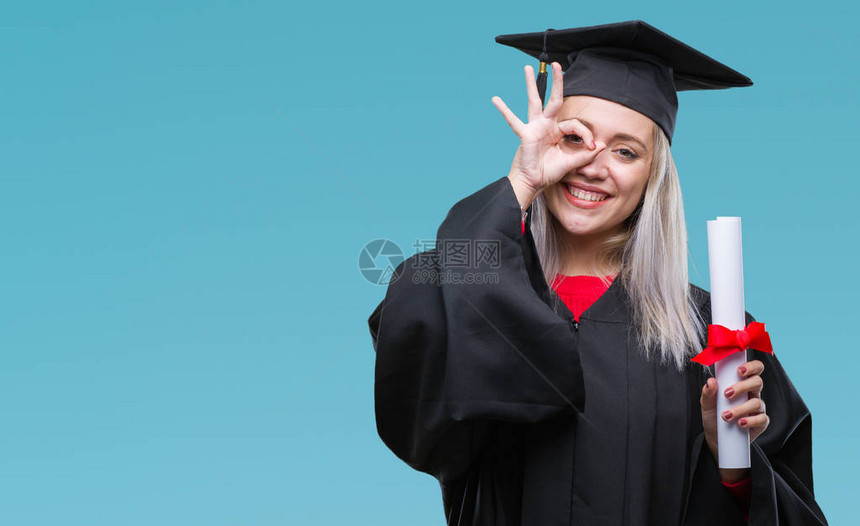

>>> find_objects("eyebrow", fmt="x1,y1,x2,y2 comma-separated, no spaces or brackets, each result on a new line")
559,117,650,154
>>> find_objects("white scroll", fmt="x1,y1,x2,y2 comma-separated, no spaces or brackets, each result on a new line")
707,216,751,469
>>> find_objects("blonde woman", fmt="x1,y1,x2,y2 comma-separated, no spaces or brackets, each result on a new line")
368,21,827,526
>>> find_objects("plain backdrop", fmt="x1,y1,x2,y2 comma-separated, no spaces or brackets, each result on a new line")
1,1,856,524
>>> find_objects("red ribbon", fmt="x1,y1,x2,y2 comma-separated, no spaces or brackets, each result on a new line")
691,322,773,366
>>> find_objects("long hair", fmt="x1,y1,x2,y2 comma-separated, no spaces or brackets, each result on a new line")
529,123,704,371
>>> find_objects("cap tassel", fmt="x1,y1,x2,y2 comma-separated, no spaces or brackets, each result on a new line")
536,28,553,106
536,61,548,105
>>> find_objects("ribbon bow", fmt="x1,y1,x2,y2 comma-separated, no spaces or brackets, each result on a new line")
691,321,773,366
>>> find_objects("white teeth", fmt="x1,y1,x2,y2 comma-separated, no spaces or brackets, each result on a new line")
566,185,608,202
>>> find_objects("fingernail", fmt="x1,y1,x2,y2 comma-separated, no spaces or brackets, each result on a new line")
591,140,596,149
724,387,735,398
739,418,748,427
738,366,747,375
722,410,733,421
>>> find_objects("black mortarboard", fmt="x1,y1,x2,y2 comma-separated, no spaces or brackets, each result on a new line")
495,20,752,142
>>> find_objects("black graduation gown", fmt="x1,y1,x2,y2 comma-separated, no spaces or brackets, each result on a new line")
367,175,828,526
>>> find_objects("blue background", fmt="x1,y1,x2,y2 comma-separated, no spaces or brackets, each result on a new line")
1,1,855,524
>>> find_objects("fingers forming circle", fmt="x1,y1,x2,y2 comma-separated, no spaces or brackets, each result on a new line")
557,118,595,149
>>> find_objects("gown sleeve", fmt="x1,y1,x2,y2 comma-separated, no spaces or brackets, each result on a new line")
368,176,585,483
684,293,829,525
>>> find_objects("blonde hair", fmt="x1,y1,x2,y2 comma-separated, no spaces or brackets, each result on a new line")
529,124,704,371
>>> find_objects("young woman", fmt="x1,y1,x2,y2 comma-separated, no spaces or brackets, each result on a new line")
368,21,828,526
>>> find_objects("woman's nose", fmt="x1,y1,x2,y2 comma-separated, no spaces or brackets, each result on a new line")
576,149,609,180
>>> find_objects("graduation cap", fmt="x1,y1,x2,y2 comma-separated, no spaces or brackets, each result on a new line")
495,20,752,142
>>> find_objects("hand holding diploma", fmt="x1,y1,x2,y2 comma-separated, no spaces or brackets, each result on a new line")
700,359,770,482
695,217,772,482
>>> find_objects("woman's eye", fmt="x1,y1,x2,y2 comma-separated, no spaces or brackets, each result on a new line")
563,134,583,144
616,148,639,160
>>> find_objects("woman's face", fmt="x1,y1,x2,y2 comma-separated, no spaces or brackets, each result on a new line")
545,95,655,242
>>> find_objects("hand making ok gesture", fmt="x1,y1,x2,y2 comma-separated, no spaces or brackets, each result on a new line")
492,61,607,208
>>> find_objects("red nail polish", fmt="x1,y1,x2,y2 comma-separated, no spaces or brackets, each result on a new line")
739,366,747,375
725,388,734,398
739,418,748,427
722,410,732,421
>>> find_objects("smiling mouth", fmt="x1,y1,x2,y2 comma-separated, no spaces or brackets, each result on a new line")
565,184,609,202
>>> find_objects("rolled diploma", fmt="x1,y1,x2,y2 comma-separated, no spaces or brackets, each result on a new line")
707,216,751,469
